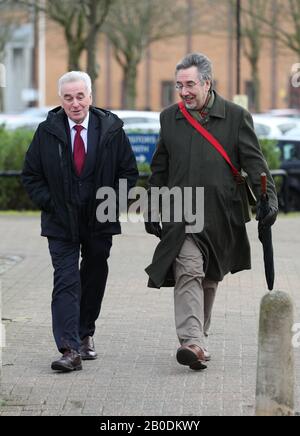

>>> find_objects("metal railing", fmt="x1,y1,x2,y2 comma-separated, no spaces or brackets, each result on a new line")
0,170,21,177
270,169,290,213
0,169,298,212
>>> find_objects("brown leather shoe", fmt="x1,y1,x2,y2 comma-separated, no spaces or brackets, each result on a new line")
80,336,97,360
203,348,211,361
51,350,82,372
176,344,207,370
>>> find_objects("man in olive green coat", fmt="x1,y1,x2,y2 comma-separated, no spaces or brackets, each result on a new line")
145,53,278,371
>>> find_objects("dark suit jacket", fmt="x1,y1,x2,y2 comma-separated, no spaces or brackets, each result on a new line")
22,106,139,242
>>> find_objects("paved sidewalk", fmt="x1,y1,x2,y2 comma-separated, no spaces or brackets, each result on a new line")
0,214,299,416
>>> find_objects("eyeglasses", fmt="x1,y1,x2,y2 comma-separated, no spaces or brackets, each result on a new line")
175,81,201,91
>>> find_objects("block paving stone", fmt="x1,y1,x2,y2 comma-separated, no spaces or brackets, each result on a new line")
0,214,299,416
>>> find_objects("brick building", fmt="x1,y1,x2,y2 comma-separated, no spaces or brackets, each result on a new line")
2,3,300,113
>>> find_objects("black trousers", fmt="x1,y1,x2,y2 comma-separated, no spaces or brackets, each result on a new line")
48,219,112,353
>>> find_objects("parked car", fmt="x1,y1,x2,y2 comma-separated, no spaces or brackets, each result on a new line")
112,110,160,128
252,114,300,139
275,126,300,211
264,108,300,118
0,107,161,131
0,113,26,130
123,121,160,133
20,106,54,119
0,106,54,130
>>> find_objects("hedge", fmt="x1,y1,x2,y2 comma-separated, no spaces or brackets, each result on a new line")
0,127,281,210
0,126,36,210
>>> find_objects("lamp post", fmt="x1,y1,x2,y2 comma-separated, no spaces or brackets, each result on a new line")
234,0,248,109
236,0,241,95
186,0,193,53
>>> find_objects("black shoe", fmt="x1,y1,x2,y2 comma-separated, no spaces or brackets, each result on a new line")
51,349,82,372
80,336,97,360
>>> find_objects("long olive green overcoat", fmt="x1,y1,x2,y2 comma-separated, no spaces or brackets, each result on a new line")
145,92,278,288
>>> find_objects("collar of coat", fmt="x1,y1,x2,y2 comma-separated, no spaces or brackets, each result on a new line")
42,105,124,144
175,91,226,120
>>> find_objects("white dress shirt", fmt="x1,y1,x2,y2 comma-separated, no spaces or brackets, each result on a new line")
68,112,90,153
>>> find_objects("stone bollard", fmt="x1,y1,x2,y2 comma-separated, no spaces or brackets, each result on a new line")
0,280,4,383
255,291,294,416
0,280,2,380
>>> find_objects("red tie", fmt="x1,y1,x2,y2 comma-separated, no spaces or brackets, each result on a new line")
73,125,86,176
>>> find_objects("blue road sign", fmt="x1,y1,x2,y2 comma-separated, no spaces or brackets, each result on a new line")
127,133,158,164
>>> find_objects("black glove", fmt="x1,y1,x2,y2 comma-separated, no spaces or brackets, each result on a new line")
256,204,278,227
145,221,162,239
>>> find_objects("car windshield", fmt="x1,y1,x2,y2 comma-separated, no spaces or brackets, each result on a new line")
279,141,300,161
277,123,299,134
254,123,271,137
21,107,54,117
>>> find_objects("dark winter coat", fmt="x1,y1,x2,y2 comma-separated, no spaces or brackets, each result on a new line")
145,92,278,288
22,106,138,241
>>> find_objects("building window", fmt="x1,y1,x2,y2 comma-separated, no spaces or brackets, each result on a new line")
161,81,174,108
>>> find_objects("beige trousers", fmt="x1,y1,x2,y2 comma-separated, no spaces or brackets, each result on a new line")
173,235,218,348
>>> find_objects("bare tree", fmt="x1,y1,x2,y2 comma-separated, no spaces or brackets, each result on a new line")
1,0,86,69
240,0,270,112
269,0,300,56
45,1,86,71
48,0,113,101
104,0,228,109
44,0,112,100
3,0,113,100
0,1,20,110
83,0,112,97
103,0,192,109
242,0,300,57
240,0,300,108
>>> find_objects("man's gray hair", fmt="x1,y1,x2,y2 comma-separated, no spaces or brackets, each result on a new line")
175,53,213,84
58,71,92,96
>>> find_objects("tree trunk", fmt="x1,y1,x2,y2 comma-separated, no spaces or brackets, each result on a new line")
0,87,4,112
0,56,4,111
251,59,260,113
66,36,82,71
86,0,99,103
63,10,86,72
122,61,138,109
86,31,98,103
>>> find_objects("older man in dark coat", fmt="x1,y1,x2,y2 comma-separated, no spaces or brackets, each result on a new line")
22,71,138,372
145,53,277,371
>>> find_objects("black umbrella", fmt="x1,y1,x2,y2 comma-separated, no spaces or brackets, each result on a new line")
257,173,275,291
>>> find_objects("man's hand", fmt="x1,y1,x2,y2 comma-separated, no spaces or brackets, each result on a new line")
145,221,162,239
256,204,278,227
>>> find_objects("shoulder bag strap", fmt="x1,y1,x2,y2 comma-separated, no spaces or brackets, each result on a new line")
178,101,241,180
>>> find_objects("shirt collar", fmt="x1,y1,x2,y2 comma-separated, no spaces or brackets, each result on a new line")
68,111,90,131
176,91,226,120
190,91,215,121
